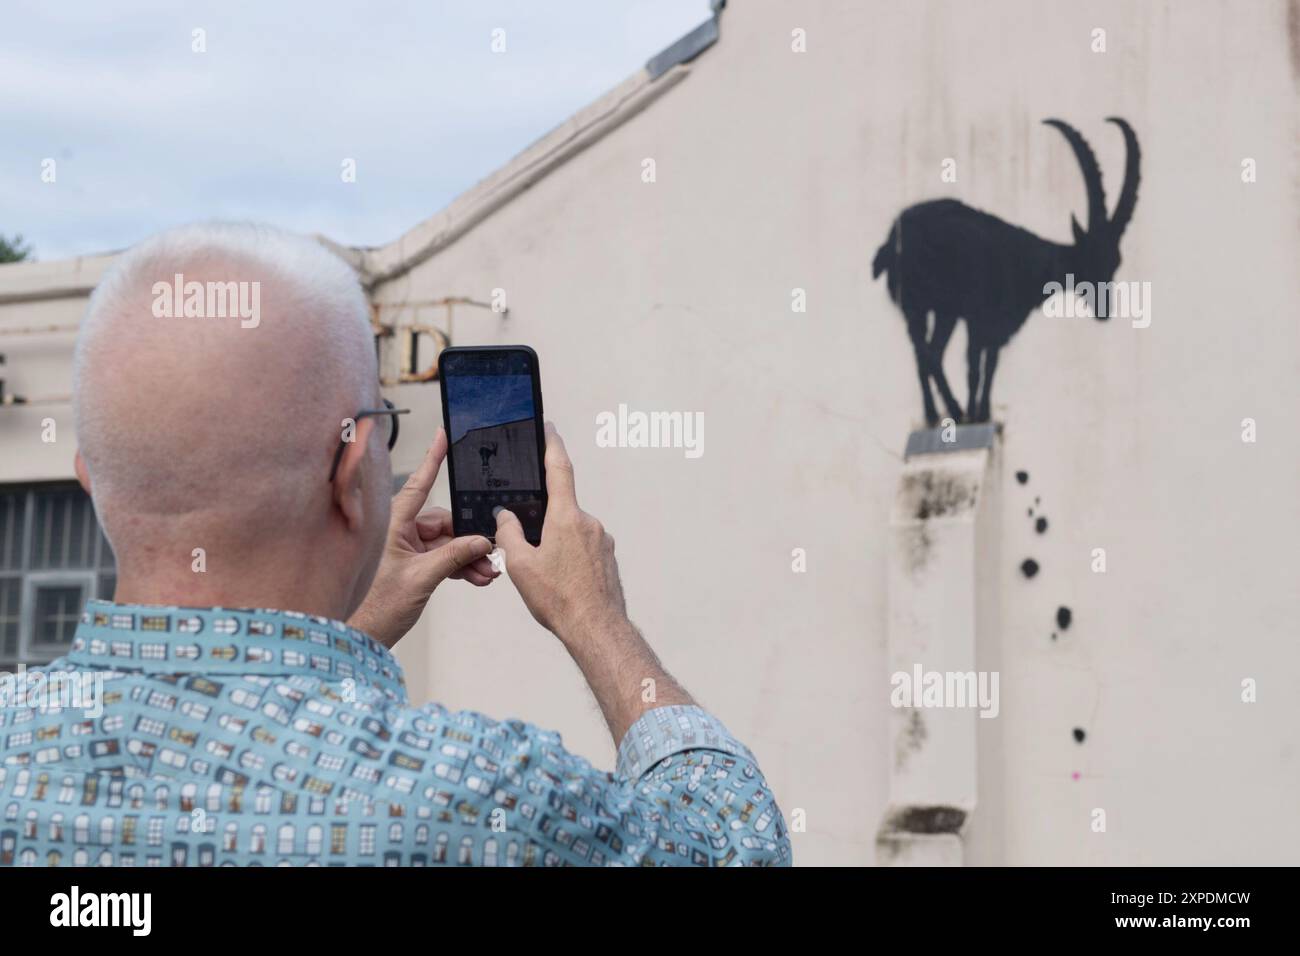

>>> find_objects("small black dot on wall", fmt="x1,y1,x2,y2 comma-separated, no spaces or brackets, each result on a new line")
1015,471,1029,484
1020,558,1040,578
1035,516,1048,534
1057,606,1072,630
1072,728,1086,744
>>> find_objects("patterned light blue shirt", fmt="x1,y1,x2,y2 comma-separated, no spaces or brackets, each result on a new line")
0,601,790,866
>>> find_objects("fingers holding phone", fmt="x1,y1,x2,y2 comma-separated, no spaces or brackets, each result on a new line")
539,421,577,512
493,423,627,643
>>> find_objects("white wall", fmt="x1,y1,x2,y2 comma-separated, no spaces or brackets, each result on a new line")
373,0,1300,865
1,0,1296,865
0,256,112,481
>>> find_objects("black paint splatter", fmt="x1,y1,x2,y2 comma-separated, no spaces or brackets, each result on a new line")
1057,606,1072,630
1035,516,1048,534
1027,508,1034,517
1034,496,1041,506
1020,558,1040,578
1072,727,1086,744
1015,471,1029,484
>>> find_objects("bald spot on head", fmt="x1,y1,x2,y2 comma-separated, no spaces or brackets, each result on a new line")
74,223,379,558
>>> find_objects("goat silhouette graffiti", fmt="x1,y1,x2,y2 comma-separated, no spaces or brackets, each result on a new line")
873,117,1140,425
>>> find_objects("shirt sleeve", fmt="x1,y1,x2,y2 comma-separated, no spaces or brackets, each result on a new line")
507,704,791,866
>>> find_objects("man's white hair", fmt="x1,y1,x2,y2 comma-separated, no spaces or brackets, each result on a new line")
74,222,379,553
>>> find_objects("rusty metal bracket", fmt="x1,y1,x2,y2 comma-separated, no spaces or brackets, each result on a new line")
397,322,450,383
372,296,505,385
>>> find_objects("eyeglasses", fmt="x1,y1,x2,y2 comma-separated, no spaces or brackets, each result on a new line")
329,398,410,482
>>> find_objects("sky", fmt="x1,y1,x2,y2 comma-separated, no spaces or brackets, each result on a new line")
0,0,710,261
446,374,536,443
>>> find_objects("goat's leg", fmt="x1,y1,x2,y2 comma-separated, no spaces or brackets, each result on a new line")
928,312,964,423
910,343,939,427
905,310,939,426
977,347,1000,421
965,334,984,424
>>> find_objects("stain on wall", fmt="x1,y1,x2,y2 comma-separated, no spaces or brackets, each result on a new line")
894,707,928,772
900,470,978,520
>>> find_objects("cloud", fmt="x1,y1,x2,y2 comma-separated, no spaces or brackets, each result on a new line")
0,0,709,260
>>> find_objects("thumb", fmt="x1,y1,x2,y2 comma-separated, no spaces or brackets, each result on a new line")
493,505,529,559
420,534,493,590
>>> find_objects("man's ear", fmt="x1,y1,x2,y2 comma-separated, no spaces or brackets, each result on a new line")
331,417,377,532
74,450,92,494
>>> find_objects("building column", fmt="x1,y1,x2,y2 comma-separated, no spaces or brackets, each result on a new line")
876,424,1003,865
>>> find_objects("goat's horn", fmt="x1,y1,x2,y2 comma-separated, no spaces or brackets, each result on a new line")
1105,117,1141,240
1042,119,1107,235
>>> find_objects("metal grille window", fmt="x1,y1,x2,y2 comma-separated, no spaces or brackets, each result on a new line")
0,483,116,669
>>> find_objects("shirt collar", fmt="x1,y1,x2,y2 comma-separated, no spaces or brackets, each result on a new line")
66,599,407,704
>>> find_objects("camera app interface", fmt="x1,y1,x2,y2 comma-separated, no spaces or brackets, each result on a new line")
444,352,544,539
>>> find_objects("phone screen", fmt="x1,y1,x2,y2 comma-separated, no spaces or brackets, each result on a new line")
438,346,547,544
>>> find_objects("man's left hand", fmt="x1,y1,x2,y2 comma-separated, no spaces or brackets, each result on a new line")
349,428,497,648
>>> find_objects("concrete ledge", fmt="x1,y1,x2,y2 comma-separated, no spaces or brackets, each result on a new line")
903,423,998,459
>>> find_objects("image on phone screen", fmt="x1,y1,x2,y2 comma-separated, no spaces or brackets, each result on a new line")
439,347,547,544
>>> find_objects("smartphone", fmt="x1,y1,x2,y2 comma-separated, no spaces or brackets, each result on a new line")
438,345,547,544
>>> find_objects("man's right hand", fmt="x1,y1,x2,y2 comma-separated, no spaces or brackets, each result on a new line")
492,422,627,643
492,421,694,744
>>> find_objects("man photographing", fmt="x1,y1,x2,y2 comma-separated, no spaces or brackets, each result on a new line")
0,223,789,867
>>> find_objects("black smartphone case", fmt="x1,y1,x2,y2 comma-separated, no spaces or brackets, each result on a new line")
437,345,547,545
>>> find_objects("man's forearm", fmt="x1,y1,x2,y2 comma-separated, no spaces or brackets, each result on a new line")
559,612,695,744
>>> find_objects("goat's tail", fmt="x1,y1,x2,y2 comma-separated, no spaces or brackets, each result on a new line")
871,233,894,279
872,220,901,302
